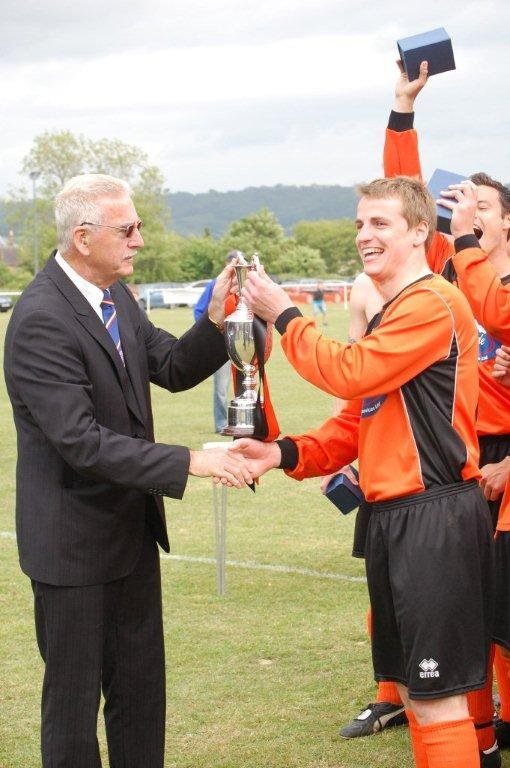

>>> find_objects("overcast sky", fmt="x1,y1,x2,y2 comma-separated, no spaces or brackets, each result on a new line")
2,0,509,197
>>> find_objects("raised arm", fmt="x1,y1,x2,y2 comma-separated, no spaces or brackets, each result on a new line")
383,60,428,180
383,60,452,274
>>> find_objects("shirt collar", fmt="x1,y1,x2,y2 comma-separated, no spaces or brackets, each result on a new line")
55,251,104,319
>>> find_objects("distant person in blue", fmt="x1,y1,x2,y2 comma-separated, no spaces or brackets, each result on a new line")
312,281,327,326
194,250,239,432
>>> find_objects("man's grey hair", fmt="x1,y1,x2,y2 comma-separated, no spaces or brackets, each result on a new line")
55,173,133,253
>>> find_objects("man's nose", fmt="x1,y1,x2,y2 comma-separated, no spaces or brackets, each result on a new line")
130,229,144,248
356,225,369,242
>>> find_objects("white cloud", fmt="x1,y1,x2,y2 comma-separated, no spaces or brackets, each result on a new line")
2,33,386,109
1,1,510,198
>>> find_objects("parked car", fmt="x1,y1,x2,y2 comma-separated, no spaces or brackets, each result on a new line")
0,295,13,312
138,281,210,310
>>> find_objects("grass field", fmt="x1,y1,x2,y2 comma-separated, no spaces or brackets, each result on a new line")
0,305,504,768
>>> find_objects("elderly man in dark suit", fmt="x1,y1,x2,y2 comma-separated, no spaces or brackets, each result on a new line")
3,173,252,768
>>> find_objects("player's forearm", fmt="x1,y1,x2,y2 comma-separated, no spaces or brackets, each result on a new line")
453,237,510,344
279,410,359,481
276,308,454,402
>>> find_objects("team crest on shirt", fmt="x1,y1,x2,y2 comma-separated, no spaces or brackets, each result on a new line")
361,395,387,419
477,321,502,363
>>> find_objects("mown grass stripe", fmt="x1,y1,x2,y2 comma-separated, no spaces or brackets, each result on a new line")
162,553,366,582
1,531,366,583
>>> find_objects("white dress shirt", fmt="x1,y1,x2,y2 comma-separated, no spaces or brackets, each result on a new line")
55,251,104,320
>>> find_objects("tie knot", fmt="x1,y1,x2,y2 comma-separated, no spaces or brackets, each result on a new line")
102,289,114,306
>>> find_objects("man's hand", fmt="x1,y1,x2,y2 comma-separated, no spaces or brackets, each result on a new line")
242,268,293,323
208,261,238,327
480,457,510,502
227,438,281,479
394,60,428,113
319,464,358,494
436,180,479,240
493,345,510,386
189,447,253,488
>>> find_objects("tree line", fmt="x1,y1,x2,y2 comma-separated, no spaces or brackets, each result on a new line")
1,131,360,289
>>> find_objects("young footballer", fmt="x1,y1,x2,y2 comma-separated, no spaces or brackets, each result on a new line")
230,176,494,768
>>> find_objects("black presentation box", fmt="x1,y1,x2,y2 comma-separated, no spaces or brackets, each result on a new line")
397,27,455,81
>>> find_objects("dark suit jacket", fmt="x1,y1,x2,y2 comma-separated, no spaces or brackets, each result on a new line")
4,256,228,586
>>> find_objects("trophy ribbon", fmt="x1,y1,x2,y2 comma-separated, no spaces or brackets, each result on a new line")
232,314,279,441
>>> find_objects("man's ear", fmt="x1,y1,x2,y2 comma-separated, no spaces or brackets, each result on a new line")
73,226,89,255
413,220,429,247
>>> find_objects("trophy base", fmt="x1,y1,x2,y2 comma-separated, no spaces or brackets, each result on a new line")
220,424,255,437
221,399,256,437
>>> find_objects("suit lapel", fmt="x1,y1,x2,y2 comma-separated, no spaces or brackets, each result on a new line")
44,258,145,426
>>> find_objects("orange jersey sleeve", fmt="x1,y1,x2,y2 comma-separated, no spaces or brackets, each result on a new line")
453,240,510,345
384,127,422,180
283,398,360,481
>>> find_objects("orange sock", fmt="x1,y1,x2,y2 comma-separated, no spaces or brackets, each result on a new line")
406,710,429,768
467,644,495,751
420,718,479,768
376,680,403,706
495,644,510,722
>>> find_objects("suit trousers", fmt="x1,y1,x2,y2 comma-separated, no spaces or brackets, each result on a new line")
32,524,165,768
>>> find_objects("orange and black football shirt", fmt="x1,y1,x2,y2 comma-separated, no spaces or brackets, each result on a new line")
276,274,480,503
452,238,510,531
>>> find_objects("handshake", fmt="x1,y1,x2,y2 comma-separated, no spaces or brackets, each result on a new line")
189,440,280,489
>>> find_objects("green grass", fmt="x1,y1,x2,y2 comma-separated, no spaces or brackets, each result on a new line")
0,306,502,768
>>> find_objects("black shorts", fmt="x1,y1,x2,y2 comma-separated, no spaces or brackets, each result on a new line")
365,481,494,700
479,433,510,530
493,531,510,650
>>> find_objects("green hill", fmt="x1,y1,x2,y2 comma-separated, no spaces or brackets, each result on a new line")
166,184,358,236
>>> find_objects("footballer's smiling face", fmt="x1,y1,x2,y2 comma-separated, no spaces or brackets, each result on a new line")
473,185,510,256
355,195,427,283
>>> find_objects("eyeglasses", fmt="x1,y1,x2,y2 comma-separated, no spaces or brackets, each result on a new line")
80,220,143,238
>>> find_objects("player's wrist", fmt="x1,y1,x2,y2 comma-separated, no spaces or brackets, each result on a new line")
393,96,415,113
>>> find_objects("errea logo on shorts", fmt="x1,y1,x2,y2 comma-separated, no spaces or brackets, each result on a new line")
419,659,440,678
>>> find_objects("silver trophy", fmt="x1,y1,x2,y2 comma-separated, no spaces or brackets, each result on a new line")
221,253,268,436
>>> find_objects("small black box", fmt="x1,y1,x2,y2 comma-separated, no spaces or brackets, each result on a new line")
325,466,364,515
397,27,455,82
427,168,468,234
